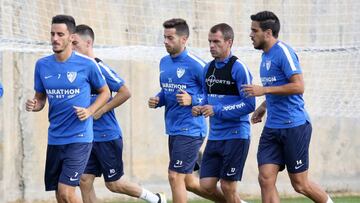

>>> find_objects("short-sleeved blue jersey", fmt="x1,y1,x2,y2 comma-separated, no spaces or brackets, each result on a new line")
91,58,123,142
34,51,106,145
260,41,310,128
156,49,207,137
203,54,255,140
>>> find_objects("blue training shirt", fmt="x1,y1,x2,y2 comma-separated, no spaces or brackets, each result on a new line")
203,54,255,140
260,41,310,128
156,48,207,137
34,51,106,145
92,58,123,142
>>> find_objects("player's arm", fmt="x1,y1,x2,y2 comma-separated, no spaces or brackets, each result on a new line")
74,85,110,121
26,92,47,112
251,100,266,124
94,85,131,120
242,73,304,96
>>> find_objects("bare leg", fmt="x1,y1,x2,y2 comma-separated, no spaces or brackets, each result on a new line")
258,164,280,203
80,174,97,203
105,178,142,198
289,170,329,203
56,183,82,203
168,170,187,203
186,174,225,203
220,179,241,203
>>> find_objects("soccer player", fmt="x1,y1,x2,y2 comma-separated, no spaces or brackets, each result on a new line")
243,11,334,203
25,15,110,203
148,18,225,203
192,23,255,203
72,24,166,203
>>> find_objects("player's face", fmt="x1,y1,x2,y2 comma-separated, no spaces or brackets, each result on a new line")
208,31,232,60
250,21,266,50
51,23,73,54
72,34,88,55
163,28,186,56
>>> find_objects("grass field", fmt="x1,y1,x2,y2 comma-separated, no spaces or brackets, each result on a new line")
106,196,360,203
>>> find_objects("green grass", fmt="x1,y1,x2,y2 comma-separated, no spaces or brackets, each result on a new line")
106,195,360,203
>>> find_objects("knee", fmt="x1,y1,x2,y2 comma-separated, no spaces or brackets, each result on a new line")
199,181,216,194
105,181,121,193
56,190,72,202
291,181,309,195
258,173,275,188
168,172,179,185
219,180,234,193
185,179,197,192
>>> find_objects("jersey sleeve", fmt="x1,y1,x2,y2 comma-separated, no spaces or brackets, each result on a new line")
34,60,46,94
88,60,107,90
278,43,302,79
213,61,255,119
97,62,124,92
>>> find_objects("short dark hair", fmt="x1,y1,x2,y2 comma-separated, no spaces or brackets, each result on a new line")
250,11,280,38
210,23,234,41
51,14,76,33
75,24,95,42
163,18,189,37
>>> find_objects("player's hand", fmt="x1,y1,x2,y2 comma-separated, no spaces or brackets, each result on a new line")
176,89,192,106
242,84,266,97
251,105,266,124
25,98,37,112
73,106,92,121
93,108,106,120
148,97,159,108
192,106,203,117
201,105,214,118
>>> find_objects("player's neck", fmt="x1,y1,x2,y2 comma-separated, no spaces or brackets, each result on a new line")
55,47,72,62
263,38,278,53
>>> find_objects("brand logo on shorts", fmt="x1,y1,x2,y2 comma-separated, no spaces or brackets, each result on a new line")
70,172,79,181
177,67,185,78
108,169,117,178
173,160,183,168
226,168,236,176
294,160,304,170
67,71,77,83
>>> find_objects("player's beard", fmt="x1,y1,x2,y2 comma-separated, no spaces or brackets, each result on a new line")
52,40,70,54
253,39,266,50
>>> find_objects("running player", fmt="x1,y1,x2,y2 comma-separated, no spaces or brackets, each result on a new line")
72,24,166,203
148,18,225,203
192,23,255,203
243,10,334,203
25,15,110,203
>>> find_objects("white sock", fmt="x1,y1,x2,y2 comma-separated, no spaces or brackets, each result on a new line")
139,188,159,203
241,200,248,203
326,195,334,203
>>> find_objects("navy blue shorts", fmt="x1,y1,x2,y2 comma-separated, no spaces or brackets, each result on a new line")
257,121,312,173
168,135,204,174
45,143,92,191
84,138,124,182
200,139,250,181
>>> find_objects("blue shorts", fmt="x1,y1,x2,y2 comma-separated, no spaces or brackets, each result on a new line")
168,135,204,174
45,143,92,191
257,121,312,173
84,138,124,182
200,139,250,181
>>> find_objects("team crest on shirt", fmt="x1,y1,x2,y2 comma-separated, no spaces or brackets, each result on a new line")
67,71,77,83
265,60,271,71
177,67,185,78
